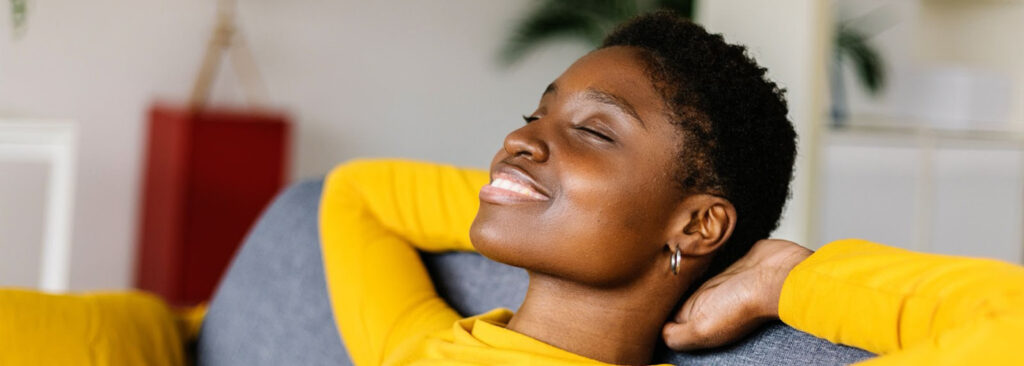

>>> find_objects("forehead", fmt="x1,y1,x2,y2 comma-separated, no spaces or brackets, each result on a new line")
552,46,671,123
562,46,651,84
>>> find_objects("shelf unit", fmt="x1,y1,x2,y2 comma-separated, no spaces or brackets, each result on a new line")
821,120,1024,263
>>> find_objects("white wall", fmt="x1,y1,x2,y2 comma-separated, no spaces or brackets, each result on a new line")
0,0,587,290
0,159,48,287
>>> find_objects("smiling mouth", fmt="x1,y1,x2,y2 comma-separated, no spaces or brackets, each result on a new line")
480,172,550,204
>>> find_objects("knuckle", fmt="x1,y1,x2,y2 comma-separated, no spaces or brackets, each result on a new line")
663,327,692,350
691,323,717,344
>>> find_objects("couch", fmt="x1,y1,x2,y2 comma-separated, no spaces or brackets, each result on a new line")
195,178,873,365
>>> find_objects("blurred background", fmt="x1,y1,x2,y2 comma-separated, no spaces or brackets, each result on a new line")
0,0,1021,303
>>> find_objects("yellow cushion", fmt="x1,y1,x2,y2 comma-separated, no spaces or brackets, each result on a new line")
0,289,189,366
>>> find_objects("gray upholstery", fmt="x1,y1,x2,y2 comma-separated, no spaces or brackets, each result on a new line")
197,179,349,366
197,179,875,365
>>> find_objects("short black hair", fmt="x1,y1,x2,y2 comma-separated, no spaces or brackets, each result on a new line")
601,11,796,278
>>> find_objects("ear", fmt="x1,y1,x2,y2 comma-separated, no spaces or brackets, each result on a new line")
667,194,736,257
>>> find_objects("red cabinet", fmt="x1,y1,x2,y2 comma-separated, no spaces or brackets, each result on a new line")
136,104,290,306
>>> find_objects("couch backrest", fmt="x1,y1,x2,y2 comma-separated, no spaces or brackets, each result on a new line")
196,179,874,366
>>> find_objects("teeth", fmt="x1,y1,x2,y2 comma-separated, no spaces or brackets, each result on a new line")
490,178,543,198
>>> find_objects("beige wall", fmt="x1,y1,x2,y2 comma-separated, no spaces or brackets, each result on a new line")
0,0,840,289
917,1,1024,127
0,1,587,290
841,0,1024,129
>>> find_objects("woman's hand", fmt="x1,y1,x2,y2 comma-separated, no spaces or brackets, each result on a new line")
662,239,812,351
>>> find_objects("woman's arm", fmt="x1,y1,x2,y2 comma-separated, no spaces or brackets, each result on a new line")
318,159,488,366
779,239,1024,365
666,238,1024,365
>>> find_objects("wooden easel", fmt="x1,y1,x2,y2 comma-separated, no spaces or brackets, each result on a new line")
189,0,269,110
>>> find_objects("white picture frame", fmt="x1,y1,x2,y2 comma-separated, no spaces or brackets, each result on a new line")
0,120,77,292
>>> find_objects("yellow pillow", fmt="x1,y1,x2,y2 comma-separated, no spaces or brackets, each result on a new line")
0,289,193,366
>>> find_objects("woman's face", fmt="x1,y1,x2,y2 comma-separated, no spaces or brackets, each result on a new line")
470,46,689,286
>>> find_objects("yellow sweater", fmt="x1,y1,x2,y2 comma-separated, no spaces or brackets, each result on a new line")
319,159,1024,366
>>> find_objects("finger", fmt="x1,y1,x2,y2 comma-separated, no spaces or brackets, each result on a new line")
662,320,716,351
665,316,773,352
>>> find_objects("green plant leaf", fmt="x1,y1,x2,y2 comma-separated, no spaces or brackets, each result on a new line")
837,27,885,95
499,0,641,66
499,10,603,66
11,0,27,33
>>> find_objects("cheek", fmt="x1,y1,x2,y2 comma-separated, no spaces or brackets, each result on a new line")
470,145,681,285
470,204,564,268
552,185,668,282
471,176,670,286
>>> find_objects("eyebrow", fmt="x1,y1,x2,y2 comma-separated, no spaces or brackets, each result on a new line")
583,88,646,129
543,83,557,96
541,83,647,129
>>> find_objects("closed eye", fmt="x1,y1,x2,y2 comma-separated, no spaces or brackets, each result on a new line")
522,115,540,124
575,126,614,143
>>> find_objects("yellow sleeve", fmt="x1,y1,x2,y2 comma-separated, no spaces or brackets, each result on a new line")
318,158,489,366
779,239,1024,365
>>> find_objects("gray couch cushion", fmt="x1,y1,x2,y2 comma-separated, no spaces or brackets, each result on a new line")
197,179,350,366
197,179,875,366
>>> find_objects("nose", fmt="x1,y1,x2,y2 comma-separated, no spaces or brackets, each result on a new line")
503,122,550,163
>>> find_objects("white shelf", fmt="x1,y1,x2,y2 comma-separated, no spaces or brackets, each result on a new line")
828,115,1024,145
820,116,1024,264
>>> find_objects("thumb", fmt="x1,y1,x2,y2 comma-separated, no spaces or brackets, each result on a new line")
662,318,716,351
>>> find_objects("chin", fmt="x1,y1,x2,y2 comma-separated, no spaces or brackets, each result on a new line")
471,213,611,285
469,214,523,268
471,205,649,286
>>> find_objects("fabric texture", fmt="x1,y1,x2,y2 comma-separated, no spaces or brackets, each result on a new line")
196,179,352,366
0,289,188,365
780,239,1024,365
319,159,494,365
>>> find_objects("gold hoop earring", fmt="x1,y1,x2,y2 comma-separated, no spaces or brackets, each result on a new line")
670,245,682,275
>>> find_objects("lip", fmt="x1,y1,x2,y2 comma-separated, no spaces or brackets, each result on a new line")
479,163,551,205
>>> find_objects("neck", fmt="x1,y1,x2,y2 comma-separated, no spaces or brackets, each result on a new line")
506,270,692,365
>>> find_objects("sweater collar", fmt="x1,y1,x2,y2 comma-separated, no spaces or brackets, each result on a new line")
453,308,663,365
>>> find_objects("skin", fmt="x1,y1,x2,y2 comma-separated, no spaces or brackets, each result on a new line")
664,239,812,351
469,46,738,365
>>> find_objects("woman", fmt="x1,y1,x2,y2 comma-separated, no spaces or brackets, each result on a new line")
319,12,1024,365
